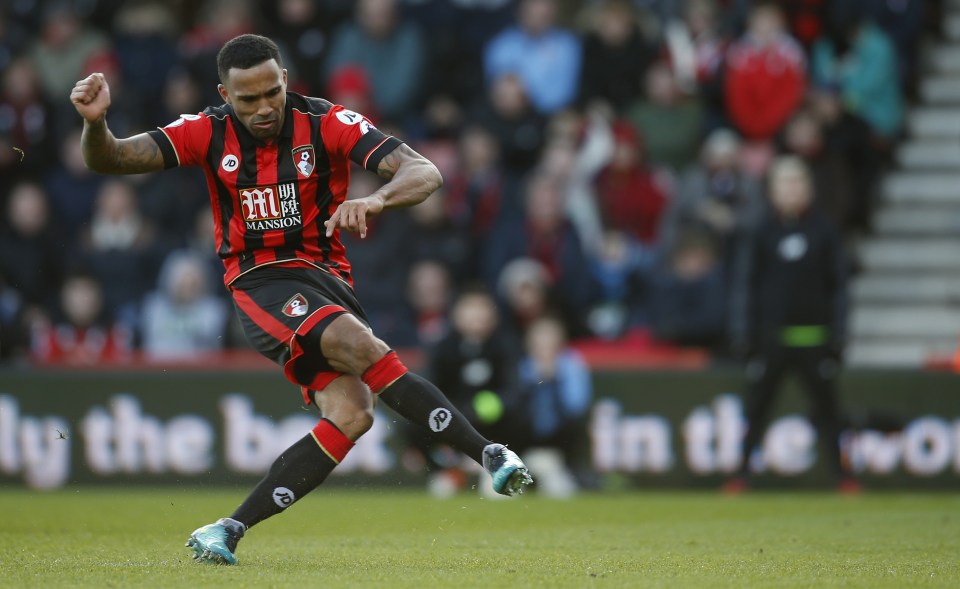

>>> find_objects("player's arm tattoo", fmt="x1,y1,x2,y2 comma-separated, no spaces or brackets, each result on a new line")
373,143,443,209
82,118,165,175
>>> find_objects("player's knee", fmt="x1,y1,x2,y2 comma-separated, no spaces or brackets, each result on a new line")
323,394,374,439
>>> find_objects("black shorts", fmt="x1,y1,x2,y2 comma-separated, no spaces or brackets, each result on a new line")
231,265,369,392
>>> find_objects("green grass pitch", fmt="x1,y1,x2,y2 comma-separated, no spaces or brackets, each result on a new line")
0,487,956,588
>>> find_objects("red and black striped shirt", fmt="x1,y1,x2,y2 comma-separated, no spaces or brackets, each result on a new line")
147,92,402,287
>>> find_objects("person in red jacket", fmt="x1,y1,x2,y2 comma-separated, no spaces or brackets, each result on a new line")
724,3,807,142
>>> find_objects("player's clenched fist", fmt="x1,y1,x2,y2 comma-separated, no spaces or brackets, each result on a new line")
70,73,111,123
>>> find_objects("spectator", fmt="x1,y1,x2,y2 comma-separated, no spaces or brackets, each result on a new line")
726,155,855,493
594,121,672,246
664,0,729,129
111,2,180,127
779,107,855,229
0,271,29,361
324,0,426,122
586,229,651,339
79,178,163,329
867,0,924,94
812,3,903,141
428,286,521,440
29,4,110,104
660,128,762,262
405,188,472,284
44,128,105,239
340,172,415,344
325,65,379,123
496,257,559,337
401,259,454,348
484,171,598,321
723,3,806,143
579,0,652,112
141,251,230,360
808,85,880,231
179,0,255,105
776,0,827,48
0,182,64,312
649,231,727,349
408,285,521,496
515,316,593,497
626,62,704,172
0,56,54,179
263,0,334,94
445,125,513,261
467,72,548,178
31,272,133,365
484,0,582,115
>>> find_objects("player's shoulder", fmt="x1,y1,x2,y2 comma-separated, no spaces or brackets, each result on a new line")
287,92,334,117
201,103,232,120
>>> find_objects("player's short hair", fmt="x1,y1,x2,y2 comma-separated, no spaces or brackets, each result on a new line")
217,34,283,83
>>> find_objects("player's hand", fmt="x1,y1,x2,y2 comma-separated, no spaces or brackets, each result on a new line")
324,195,385,239
70,73,112,123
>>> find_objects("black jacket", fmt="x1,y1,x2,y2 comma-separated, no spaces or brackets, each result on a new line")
730,206,848,351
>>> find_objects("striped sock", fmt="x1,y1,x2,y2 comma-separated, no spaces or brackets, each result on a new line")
230,419,353,529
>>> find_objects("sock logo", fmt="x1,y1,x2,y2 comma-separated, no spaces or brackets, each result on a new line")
429,408,452,432
272,487,296,508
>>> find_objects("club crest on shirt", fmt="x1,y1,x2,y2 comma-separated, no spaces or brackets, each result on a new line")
282,293,309,318
292,145,315,177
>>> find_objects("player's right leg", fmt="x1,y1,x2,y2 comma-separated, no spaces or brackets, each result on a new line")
319,313,533,496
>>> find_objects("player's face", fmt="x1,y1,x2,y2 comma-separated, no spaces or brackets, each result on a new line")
219,59,287,141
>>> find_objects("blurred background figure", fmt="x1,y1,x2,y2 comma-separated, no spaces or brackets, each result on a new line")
594,120,671,248
410,286,521,497
578,0,652,112
324,0,425,123
812,1,903,145
515,316,593,498
726,156,856,493
649,231,727,350
79,178,163,331
0,55,53,179
0,181,64,317
31,272,132,365
140,251,229,360
585,229,650,340
626,62,703,173
484,171,598,336
723,3,806,174
660,128,761,269
484,0,581,116
467,72,547,179
401,259,454,348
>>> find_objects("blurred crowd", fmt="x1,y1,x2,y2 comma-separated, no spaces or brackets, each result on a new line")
0,0,932,495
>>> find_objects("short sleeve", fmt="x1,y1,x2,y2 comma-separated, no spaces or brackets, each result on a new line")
147,113,212,169
320,105,403,173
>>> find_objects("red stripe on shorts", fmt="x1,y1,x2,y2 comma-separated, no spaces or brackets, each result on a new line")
233,289,294,342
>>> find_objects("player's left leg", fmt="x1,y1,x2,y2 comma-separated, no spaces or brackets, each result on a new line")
795,346,859,492
319,314,532,496
187,375,371,564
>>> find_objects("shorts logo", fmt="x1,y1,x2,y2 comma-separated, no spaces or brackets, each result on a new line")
360,120,375,135
336,109,362,125
292,145,315,177
238,182,302,231
221,154,239,172
428,408,452,433
272,487,295,508
283,293,308,317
